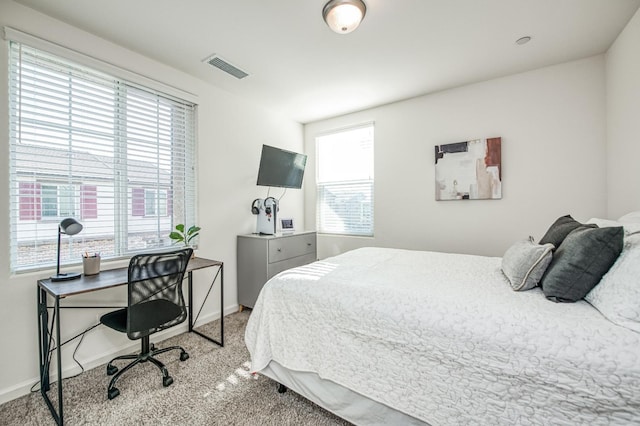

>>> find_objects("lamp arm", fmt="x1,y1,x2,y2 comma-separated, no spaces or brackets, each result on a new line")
56,226,62,277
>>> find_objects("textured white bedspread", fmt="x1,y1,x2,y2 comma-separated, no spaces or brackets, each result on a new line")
245,247,640,425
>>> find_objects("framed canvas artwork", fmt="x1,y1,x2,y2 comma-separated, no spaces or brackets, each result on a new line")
434,137,501,201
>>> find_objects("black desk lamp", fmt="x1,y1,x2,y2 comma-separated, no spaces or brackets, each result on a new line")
50,218,83,282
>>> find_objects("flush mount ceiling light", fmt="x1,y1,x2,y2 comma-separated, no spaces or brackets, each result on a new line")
323,0,367,34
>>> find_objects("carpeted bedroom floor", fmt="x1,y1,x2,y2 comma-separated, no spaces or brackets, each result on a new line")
0,311,351,425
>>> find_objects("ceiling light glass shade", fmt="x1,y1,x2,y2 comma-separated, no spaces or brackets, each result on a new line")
323,0,367,34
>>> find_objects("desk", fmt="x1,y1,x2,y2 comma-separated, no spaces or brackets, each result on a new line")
37,257,223,426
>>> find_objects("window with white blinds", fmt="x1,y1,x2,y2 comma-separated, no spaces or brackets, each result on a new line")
316,124,374,236
8,41,197,273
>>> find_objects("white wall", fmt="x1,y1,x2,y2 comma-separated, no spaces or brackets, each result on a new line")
305,56,607,259
606,8,640,218
0,2,303,403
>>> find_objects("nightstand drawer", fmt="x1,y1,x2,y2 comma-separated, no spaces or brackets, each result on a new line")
268,253,318,279
268,234,316,263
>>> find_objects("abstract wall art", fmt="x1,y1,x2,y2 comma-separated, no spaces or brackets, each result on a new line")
434,137,501,201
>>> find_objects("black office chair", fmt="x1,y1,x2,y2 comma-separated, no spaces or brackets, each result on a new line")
99,248,193,400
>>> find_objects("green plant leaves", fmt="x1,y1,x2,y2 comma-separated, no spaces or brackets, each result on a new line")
169,231,184,242
169,224,200,246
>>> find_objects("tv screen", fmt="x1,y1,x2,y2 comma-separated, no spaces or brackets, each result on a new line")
256,145,307,189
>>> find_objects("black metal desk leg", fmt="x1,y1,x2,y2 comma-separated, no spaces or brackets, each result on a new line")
188,265,224,347
55,296,63,424
220,265,224,347
37,287,50,392
188,271,194,333
39,292,63,425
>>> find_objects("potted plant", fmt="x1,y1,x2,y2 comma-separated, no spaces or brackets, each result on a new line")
169,224,200,256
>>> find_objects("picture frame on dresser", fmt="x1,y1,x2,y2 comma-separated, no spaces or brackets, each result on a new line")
281,218,295,233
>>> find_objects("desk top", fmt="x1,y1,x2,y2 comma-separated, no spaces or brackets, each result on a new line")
37,257,222,298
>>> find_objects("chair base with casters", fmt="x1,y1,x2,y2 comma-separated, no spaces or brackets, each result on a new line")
100,300,190,400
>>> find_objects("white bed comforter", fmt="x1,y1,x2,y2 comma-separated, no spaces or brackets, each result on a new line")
245,247,640,425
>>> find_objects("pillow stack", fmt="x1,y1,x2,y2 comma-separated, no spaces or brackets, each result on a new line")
502,212,639,333
501,214,624,303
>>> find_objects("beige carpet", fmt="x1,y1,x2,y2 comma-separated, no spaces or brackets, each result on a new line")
0,311,351,425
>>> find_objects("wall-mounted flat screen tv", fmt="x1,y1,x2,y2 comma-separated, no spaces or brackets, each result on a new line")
256,144,307,189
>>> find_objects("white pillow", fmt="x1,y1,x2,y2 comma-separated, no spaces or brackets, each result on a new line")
618,211,640,224
501,237,554,291
586,217,640,236
585,233,640,333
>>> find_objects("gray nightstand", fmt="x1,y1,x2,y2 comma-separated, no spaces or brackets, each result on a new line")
237,231,317,309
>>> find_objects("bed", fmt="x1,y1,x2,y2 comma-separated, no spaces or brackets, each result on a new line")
245,215,640,425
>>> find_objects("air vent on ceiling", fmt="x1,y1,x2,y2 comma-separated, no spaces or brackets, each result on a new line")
203,54,249,79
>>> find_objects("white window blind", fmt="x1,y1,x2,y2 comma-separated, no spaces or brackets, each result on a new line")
8,41,197,273
316,124,374,236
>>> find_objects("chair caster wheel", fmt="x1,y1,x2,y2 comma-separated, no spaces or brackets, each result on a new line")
163,376,174,387
180,352,189,361
106,364,118,375
277,384,287,393
108,387,120,400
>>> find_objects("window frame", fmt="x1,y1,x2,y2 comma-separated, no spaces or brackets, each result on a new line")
7,35,198,274
315,123,375,237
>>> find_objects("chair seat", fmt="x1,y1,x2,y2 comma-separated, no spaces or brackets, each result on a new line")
100,299,183,336
100,308,127,333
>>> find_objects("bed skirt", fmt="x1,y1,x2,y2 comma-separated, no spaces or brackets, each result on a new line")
260,361,428,426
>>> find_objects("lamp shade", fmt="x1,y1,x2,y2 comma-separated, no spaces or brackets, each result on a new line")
60,217,83,235
323,0,366,34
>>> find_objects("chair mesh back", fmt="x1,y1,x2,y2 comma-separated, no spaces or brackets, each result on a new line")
126,248,192,340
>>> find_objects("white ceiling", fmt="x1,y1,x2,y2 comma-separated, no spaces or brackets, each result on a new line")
14,0,640,123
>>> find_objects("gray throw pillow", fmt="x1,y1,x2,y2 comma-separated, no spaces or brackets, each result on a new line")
501,237,554,291
539,214,597,247
541,226,624,303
